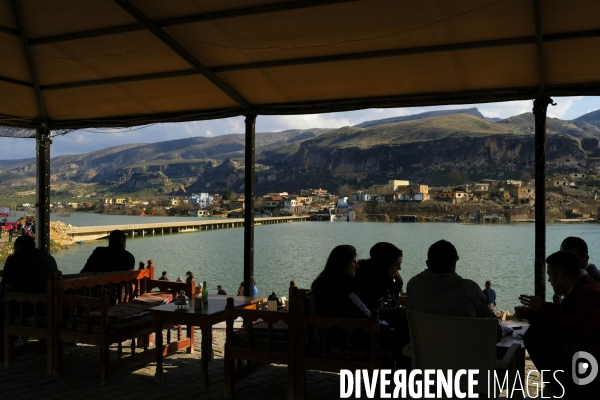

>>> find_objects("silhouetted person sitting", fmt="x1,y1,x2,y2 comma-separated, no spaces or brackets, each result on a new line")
158,271,169,281
561,236,600,282
80,229,135,273
0,235,58,360
268,291,283,310
217,285,227,295
518,251,600,398
0,235,58,296
407,240,501,340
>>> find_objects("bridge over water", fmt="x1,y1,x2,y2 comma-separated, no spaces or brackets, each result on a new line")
66,216,308,242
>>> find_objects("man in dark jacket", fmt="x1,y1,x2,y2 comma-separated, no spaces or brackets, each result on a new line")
0,235,58,360
0,235,58,295
561,236,600,282
483,280,496,307
80,230,135,273
518,251,600,397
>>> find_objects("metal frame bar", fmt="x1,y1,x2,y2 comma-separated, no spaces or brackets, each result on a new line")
0,25,19,37
243,114,257,297
533,96,553,298
0,82,593,131
0,27,588,95
113,0,250,110
10,0,46,120
0,75,33,88
36,127,51,253
534,0,546,92
24,0,358,46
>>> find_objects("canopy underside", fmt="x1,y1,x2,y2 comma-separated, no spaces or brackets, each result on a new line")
1,0,599,131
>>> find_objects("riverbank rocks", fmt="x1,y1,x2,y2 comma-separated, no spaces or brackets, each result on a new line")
50,221,76,245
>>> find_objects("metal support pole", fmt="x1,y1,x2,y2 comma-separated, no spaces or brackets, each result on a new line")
36,128,51,253
244,114,257,296
533,96,554,298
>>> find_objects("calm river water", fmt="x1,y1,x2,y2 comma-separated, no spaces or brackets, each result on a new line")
38,213,600,311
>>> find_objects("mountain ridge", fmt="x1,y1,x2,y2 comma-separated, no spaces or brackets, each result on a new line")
1,108,599,195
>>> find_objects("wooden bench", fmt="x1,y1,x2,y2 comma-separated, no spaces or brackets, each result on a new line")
224,288,296,399
53,262,194,384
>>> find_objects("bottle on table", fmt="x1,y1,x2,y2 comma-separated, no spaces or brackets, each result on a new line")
202,281,208,303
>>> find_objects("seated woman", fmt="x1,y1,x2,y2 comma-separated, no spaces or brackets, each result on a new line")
311,244,409,367
311,245,372,319
356,242,408,332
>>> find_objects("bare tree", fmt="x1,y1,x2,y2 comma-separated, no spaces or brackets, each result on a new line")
449,169,469,186
521,172,532,184
338,184,353,197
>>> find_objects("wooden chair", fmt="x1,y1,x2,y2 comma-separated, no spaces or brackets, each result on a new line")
53,263,194,384
295,288,382,400
403,310,520,398
3,275,55,375
224,287,297,399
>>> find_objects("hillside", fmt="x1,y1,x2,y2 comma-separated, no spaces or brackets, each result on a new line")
354,107,486,128
0,108,599,197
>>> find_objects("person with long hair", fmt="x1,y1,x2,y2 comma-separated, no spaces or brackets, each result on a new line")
311,245,373,319
356,242,408,331
311,245,409,368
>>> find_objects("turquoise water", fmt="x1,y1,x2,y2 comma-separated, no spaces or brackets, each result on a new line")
44,213,600,311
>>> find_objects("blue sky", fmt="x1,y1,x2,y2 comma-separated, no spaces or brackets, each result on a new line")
2,95,599,160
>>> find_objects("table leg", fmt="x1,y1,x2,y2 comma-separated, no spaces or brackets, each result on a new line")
187,324,194,354
201,325,211,389
155,322,163,382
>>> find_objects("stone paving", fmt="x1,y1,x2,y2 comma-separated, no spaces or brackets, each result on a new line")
1,320,542,400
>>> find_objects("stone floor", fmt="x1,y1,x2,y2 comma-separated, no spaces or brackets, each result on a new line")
1,321,542,400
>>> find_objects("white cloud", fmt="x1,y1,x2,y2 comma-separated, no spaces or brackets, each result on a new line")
0,96,598,160
547,96,583,119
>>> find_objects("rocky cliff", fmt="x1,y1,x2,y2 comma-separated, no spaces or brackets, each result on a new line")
0,109,599,194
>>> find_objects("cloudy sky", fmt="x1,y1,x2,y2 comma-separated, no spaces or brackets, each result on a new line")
3,95,599,160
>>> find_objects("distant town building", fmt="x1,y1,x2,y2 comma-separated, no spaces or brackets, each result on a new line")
265,192,289,197
395,184,430,201
474,182,489,192
189,209,211,217
336,197,350,214
569,172,587,179
439,190,467,204
263,197,282,208
229,199,245,210
505,180,523,187
372,179,410,193
352,192,373,202
300,188,328,196
189,192,214,208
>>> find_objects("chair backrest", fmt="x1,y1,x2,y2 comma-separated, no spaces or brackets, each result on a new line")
406,310,499,393
267,299,278,310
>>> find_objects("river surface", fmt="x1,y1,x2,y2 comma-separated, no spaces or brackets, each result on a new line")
39,212,599,311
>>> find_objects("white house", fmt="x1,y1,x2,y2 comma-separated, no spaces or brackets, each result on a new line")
189,192,214,208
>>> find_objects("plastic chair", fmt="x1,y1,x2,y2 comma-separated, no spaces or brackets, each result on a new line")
403,310,520,398
267,299,279,311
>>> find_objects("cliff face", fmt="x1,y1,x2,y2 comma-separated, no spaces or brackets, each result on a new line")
262,130,587,179
0,109,598,194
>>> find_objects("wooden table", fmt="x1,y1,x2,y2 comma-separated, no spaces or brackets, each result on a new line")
150,295,265,388
497,320,529,377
